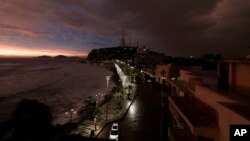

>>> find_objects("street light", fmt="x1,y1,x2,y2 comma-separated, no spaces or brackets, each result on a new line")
96,93,103,104
106,75,110,88
105,75,110,121
130,66,134,82
94,116,97,131
65,108,76,122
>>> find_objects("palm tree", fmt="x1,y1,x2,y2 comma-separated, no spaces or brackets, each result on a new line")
127,85,132,100
85,96,98,116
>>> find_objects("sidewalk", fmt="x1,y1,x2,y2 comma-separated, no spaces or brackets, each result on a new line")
71,84,136,137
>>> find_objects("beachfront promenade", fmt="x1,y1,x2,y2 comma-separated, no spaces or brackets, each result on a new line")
71,85,136,137
71,63,136,137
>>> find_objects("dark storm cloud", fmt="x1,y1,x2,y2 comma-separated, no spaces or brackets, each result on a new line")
0,0,250,57
52,0,223,55
0,24,51,36
208,0,250,37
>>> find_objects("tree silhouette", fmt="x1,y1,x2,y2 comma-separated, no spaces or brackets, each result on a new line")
4,99,54,141
2,99,90,141
84,96,98,116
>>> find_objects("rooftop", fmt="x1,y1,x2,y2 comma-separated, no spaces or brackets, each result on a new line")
196,82,250,121
200,84,250,106
172,65,250,123
220,102,250,121
181,68,250,120
170,96,217,127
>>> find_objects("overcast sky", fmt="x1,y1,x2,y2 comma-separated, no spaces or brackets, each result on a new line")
0,0,250,57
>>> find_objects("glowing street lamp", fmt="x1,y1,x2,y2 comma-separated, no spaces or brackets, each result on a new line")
106,75,110,88
96,93,103,104
65,108,76,122
94,116,97,131
105,75,110,121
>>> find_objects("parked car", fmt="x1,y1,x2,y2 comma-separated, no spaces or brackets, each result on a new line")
109,123,119,140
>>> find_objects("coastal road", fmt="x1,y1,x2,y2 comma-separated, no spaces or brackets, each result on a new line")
97,80,169,141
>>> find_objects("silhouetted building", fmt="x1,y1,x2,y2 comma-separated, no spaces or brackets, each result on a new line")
135,46,166,69
166,60,250,141
218,60,250,96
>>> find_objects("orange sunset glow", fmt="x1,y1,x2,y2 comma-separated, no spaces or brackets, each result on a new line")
0,45,88,58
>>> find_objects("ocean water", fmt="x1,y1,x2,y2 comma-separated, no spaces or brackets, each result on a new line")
0,59,112,124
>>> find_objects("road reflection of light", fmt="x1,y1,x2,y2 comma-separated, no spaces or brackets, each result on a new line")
128,101,137,119
114,63,138,119
114,63,131,88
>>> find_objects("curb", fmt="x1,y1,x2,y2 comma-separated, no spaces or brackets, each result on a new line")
95,86,138,138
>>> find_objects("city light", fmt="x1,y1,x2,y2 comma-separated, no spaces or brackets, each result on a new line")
114,63,132,88
65,108,77,122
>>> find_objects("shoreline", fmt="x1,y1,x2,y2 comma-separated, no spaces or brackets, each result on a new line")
0,60,113,125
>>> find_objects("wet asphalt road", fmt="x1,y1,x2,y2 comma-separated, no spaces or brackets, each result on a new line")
97,81,168,141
